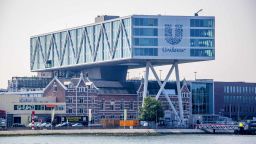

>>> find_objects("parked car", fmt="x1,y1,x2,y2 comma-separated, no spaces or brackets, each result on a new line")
55,122,72,127
55,123,62,128
44,123,52,128
72,123,84,127
0,118,6,128
12,123,25,128
140,121,149,127
27,122,42,128
40,122,47,127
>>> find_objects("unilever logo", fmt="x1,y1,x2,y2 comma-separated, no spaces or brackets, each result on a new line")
164,24,183,45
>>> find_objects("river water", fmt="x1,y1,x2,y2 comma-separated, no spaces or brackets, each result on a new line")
0,135,255,144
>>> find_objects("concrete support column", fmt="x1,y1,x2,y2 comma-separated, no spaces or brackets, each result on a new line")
174,62,184,124
142,61,150,106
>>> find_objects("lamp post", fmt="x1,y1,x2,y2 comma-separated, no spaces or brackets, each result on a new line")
87,87,89,122
159,70,162,81
76,86,78,116
194,72,197,80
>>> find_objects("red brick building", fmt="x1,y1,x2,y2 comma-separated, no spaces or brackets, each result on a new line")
43,73,138,123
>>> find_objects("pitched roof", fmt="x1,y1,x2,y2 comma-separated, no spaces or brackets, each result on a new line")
43,77,68,92
181,79,190,93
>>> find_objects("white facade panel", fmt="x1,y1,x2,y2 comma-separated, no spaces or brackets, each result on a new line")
158,16,190,58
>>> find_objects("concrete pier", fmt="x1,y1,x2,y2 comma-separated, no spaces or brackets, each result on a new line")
0,129,206,136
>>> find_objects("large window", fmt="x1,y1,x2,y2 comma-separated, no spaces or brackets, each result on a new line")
67,108,72,114
79,108,83,113
192,83,212,114
110,101,115,110
67,97,73,103
190,49,214,57
190,39,214,47
129,102,134,110
120,101,124,110
190,19,214,27
134,18,158,26
134,38,158,46
190,29,214,37
79,98,84,103
133,48,158,56
14,104,64,111
100,100,105,110
133,28,158,36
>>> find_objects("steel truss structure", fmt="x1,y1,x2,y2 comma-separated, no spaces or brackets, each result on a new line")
142,61,184,124
30,17,131,71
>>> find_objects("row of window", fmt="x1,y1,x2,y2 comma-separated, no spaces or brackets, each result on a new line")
133,28,158,36
66,97,91,103
133,48,158,56
133,38,158,46
67,108,85,114
190,19,214,27
14,105,65,111
134,18,214,27
190,49,214,57
133,34,213,47
133,18,158,26
190,39,214,47
190,29,214,37
223,105,256,113
100,115,135,119
224,95,256,104
19,93,43,97
100,101,134,110
224,86,256,94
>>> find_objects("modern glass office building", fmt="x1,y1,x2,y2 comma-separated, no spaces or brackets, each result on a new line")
30,15,215,72
30,15,215,125
190,80,214,114
215,82,256,120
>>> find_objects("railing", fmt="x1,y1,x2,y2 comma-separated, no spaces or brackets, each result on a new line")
195,124,238,130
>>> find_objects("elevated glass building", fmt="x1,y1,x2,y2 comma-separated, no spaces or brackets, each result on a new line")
30,15,215,72
30,15,215,125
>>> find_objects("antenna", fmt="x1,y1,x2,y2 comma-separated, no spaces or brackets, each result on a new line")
194,9,203,16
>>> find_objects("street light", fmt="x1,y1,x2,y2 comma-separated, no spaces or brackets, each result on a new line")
194,72,197,80
159,70,162,81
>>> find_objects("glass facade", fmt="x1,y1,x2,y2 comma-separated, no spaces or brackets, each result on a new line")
190,49,214,57
30,18,132,70
133,48,158,56
190,19,214,27
190,39,214,47
132,18,158,57
134,18,158,26
30,16,215,71
191,82,213,114
190,18,215,57
133,28,158,36
190,29,214,37
134,38,158,46
216,82,256,120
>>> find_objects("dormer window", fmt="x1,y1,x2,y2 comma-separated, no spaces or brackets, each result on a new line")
64,81,73,89
53,82,57,92
68,83,73,89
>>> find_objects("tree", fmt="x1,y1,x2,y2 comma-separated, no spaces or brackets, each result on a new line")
139,97,164,122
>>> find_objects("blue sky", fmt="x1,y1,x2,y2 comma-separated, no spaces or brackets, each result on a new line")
0,0,256,88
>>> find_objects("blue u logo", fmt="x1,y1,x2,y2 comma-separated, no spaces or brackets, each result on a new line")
164,24,183,45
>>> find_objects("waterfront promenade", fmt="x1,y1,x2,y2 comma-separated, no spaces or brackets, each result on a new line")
0,129,207,136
